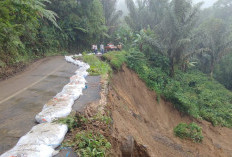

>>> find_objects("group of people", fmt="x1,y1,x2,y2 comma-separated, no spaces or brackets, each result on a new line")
92,44,105,54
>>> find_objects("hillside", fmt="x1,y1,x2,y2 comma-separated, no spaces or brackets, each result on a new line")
109,65,232,156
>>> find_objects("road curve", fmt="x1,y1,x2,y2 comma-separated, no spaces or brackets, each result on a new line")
0,56,77,155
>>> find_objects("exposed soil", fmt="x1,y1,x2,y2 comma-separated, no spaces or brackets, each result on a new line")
108,65,232,157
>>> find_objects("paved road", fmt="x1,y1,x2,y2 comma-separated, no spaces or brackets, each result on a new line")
0,56,77,155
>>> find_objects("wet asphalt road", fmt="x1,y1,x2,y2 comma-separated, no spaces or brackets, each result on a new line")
0,56,77,155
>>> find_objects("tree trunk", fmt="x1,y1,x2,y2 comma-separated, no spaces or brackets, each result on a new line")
210,62,215,79
170,57,175,77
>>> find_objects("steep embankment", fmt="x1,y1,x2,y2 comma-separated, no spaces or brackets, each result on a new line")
109,65,232,157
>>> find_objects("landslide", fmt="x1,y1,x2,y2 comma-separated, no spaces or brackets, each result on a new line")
108,65,232,157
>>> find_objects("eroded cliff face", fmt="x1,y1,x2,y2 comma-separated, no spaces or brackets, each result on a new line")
108,65,232,157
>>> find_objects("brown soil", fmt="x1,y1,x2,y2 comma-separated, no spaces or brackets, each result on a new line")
108,65,232,157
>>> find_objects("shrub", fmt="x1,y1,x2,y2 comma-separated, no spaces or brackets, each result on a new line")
174,122,203,143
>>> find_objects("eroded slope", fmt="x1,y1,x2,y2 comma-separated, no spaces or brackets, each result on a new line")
109,65,232,157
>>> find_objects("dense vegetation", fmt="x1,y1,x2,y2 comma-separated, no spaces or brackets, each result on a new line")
0,0,122,71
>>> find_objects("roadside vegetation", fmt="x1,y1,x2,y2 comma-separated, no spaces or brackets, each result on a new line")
103,51,127,70
83,54,112,77
59,112,112,156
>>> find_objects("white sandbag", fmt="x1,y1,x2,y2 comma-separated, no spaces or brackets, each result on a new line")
17,123,68,149
0,144,54,157
35,106,72,123
43,95,74,109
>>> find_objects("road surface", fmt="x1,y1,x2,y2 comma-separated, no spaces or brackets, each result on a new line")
0,56,77,154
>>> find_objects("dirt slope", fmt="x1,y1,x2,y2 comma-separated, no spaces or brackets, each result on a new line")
108,65,232,157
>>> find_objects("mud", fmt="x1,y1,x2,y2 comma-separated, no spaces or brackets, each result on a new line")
108,65,232,157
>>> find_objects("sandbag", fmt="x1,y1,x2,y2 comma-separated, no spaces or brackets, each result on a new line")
1,123,67,157
0,144,54,157
17,123,68,148
35,56,89,123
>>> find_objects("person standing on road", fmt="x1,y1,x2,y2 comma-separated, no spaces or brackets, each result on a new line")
94,45,98,54
100,43,104,54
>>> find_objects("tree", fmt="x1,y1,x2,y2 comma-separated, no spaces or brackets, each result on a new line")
102,0,123,37
197,18,232,78
0,0,58,65
155,0,202,76
125,0,168,32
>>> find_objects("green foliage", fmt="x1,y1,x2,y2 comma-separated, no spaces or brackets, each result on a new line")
102,0,123,39
91,112,112,125
164,71,232,127
215,53,232,90
126,50,169,94
83,54,112,76
103,51,127,70
64,131,111,157
174,122,203,143
58,114,88,131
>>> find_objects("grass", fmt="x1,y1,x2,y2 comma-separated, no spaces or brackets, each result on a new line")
103,51,127,70
83,54,112,76
174,122,203,143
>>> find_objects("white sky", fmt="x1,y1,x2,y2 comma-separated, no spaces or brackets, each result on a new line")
193,0,218,8
117,0,218,9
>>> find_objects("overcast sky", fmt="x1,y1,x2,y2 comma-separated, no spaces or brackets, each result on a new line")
117,0,218,10
193,0,218,8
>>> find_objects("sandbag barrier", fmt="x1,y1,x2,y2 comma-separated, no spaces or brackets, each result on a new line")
1,55,89,157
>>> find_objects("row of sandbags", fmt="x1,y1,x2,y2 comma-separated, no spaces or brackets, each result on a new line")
1,55,89,157
36,55,89,123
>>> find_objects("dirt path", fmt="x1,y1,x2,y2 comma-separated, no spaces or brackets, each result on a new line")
0,56,78,155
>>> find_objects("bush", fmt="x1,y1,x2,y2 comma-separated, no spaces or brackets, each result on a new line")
83,54,112,76
174,122,203,143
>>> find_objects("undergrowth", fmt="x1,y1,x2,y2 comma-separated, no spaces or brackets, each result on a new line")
63,131,111,157
174,123,203,143
59,111,112,156
105,50,232,128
